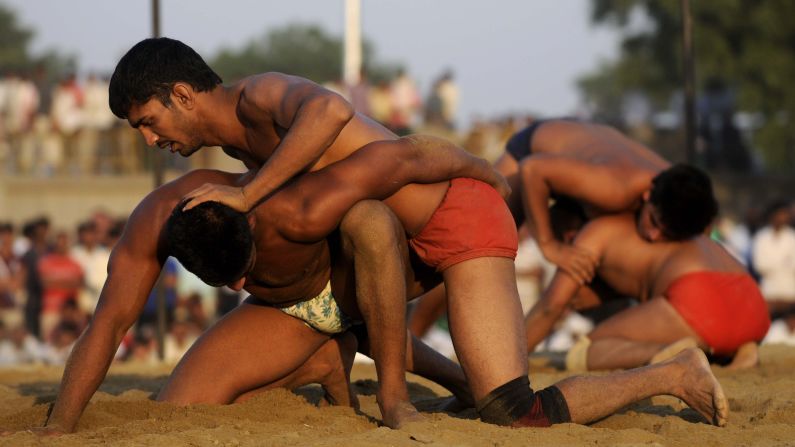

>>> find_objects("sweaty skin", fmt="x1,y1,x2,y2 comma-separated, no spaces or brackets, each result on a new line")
493,120,670,284
524,213,753,367
125,72,451,223
41,137,498,434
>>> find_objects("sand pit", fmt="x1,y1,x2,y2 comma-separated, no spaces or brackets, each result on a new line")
0,345,794,446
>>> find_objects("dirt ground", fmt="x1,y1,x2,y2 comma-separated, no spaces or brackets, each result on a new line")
0,345,793,446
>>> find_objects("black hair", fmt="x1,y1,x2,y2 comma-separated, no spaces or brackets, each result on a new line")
109,37,222,118
549,196,587,241
648,164,718,240
164,201,253,287
77,220,96,234
763,199,792,222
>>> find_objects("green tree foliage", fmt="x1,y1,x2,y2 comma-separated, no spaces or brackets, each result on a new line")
210,23,400,85
0,3,34,70
0,4,75,79
579,0,795,170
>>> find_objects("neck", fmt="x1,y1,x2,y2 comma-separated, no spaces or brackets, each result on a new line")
196,85,248,149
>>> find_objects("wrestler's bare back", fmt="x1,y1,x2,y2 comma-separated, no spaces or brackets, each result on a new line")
221,74,449,236
532,120,670,174
582,214,748,301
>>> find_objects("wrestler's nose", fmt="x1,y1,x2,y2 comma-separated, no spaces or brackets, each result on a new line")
140,127,159,146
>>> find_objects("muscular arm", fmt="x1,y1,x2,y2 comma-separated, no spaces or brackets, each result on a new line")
241,74,354,209
524,221,607,353
519,155,640,282
44,204,164,433
275,135,502,242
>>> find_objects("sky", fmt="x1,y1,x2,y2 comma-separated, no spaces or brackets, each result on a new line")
3,0,621,127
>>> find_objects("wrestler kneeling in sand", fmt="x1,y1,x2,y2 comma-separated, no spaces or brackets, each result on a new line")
524,186,770,371
31,138,727,436
34,136,496,435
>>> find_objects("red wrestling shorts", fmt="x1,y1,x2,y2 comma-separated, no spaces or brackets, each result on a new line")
666,271,770,356
409,178,518,272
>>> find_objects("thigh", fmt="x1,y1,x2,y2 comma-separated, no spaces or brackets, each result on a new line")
589,297,701,344
158,302,330,404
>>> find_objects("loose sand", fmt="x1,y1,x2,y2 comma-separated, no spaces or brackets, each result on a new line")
1,345,793,446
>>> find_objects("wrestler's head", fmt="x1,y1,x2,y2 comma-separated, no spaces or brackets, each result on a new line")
165,200,255,289
549,196,587,244
110,37,222,157
637,164,718,242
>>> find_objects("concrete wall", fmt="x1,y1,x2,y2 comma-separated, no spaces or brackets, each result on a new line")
0,147,247,229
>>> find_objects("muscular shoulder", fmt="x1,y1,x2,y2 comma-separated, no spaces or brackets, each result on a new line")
575,214,635,253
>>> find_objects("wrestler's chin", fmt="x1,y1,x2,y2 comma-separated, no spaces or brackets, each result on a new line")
177,144,202,157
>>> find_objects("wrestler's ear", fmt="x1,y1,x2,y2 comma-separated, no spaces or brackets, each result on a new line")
228,276,246,291
171,83,195,110
646,226,664,242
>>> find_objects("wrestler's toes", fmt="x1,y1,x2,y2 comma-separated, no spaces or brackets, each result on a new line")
675,348,728,426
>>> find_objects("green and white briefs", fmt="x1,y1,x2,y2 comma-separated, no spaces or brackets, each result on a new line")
278,281,354,334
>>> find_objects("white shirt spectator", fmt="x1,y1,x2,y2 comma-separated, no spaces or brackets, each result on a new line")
71,243,110,313
753,225,795,301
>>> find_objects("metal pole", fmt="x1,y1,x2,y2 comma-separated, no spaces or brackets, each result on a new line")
681,0,696,164
151,0,167,362
343,0,362,87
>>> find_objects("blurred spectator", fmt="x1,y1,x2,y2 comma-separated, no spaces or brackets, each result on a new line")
42,320,81,365
425,70,459,130
163,319,200,362
78,74,114,174
0,223,22,319
105,219,127,249
368,80,392,126
5,72,40,174
38,230,84,340
50,73,84,174
21,217,50,339
137,257,178,335
71,220,110,314
0,323,45,366
175,261,216,326
752,200,795,321
389,68,421,135
348,69,372,117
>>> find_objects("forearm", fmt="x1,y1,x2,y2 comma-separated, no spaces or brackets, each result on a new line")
242,96,353,207
524,276,577,352
524,300,567,353
399,135,498,187
46,321,124,432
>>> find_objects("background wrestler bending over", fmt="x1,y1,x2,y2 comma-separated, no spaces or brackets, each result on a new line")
523,192,770,371
409,118,719,340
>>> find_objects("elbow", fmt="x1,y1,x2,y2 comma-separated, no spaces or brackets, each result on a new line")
315,92,354,126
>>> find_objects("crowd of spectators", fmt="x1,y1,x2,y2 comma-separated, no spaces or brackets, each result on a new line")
716,200,795,344
0,211,246,367
0,71,151,177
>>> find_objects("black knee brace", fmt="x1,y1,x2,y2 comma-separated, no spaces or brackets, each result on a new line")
476,376,571,427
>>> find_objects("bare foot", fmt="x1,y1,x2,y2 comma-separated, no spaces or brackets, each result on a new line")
668,348,729,427
725,342,759,370
381,400,425,429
